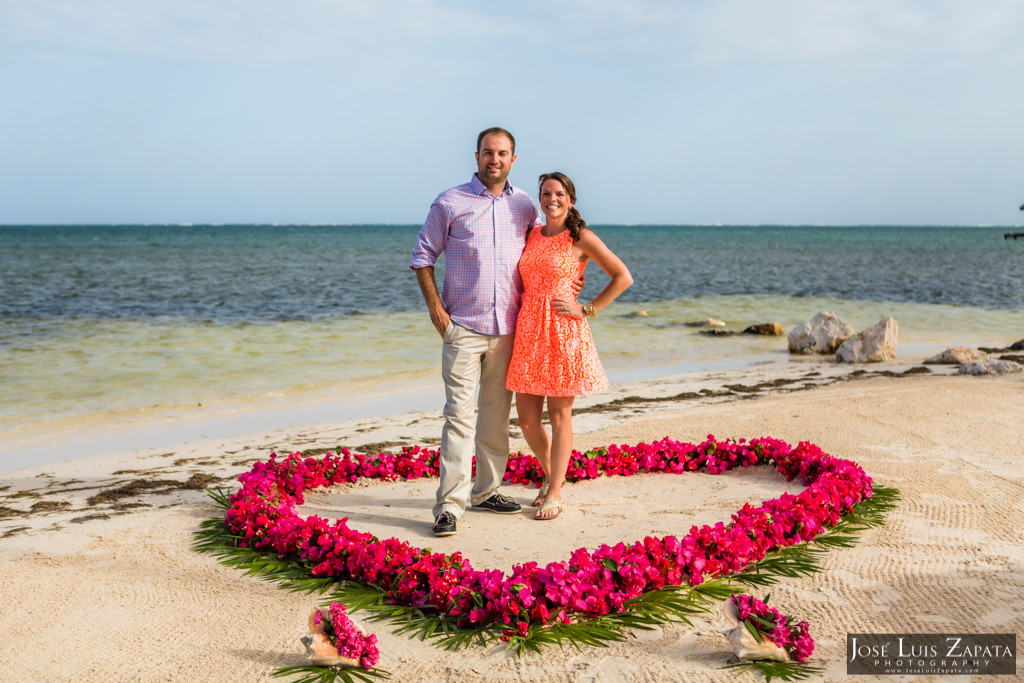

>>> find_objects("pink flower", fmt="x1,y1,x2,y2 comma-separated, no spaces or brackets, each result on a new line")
730,593,815,663
317,602,380,668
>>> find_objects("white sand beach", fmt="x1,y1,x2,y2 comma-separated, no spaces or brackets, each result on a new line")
1,358,1022,682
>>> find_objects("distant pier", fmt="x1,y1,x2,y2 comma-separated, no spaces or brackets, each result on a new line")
1006,232,1024,240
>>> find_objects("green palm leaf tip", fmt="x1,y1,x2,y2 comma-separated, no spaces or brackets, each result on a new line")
504,577,745,654
724,661,825,682
273,664,391,683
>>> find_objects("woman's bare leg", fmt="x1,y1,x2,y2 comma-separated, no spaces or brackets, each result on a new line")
537,395,575,519
515,393,550,504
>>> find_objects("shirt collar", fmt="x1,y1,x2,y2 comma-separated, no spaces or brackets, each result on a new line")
471,173,512,197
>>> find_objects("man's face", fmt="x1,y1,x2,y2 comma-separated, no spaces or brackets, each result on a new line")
475,133,516,188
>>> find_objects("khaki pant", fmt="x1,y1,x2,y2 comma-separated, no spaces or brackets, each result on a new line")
434,321,515,519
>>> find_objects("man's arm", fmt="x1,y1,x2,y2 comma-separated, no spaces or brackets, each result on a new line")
415,266,450,337
411,197,453,337
571,272,586,297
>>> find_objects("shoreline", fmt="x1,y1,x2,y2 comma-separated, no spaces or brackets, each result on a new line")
0,349,809,473
0,354,973,539
0,334,994,474
6,292,1024,469
1,358,1022,681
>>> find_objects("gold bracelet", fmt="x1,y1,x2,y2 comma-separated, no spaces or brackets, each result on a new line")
583,302,596,318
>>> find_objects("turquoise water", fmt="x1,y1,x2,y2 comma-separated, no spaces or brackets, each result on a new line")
4,225,1023,320
2,224,1022,448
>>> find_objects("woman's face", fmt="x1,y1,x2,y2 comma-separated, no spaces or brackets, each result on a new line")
539,178,574,223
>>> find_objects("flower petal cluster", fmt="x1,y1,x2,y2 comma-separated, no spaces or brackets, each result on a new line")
313,601,380,668
223,436,872,634
731,593,815,663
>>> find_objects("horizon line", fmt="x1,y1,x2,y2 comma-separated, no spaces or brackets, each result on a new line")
2,222,1023,229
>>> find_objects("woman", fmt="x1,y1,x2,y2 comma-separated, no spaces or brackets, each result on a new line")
506,172,633,520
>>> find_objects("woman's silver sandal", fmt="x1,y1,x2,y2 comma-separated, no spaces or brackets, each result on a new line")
535,498,562,520
531,480,550,507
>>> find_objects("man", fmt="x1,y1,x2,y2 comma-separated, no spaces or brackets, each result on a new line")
410,127,539,537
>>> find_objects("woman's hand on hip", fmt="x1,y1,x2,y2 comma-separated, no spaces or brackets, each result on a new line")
552,297,585,319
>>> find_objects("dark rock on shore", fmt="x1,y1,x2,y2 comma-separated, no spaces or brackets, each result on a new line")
978,339,1024,353
742,322,784,336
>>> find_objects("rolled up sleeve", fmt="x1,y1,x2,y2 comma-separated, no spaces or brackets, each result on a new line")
410,199,449,269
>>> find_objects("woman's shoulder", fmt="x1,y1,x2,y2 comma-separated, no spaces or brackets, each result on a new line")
576,227,602,245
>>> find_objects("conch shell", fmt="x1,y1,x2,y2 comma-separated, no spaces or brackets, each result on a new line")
723,599,790,663
300,607,360,667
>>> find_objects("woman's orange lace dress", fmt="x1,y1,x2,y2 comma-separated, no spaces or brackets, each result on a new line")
506,227,608,397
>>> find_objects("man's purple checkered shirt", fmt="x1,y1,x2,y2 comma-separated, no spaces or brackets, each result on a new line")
410,174,541,336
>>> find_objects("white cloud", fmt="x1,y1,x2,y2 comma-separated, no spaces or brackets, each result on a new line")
479,0,1024,65
0,1,521,71
6,0,1023,70
711,0,1022,63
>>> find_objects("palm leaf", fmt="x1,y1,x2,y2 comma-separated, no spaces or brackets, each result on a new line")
272,664,391,683
723,660,825,682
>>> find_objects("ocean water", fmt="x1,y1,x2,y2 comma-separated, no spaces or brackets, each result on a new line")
2,224,1023,454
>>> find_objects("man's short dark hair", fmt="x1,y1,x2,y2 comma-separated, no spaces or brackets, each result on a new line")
477,127,516,154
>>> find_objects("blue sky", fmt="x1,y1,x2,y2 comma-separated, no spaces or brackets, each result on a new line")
1,1,1022,225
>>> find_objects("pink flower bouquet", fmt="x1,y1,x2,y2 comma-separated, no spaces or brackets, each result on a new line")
724,593,814,663
302,602,380,669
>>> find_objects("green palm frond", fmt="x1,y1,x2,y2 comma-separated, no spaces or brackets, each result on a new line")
507,619,629,655
205,487,234,509
502,580,747,655
424,623,504,652
688,577,749,601
726,547,822,589
723,660,825,682
326,582,389,613
272,664,391,683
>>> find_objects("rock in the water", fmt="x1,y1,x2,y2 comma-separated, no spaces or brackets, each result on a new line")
836,317,899,363
787,311,855,354
685,318,727,328
924,347,987,365
956,360,1024,376
700,328,738,336
742,322,784,336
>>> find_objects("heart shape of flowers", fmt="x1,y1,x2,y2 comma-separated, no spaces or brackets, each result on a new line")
219,435,875,638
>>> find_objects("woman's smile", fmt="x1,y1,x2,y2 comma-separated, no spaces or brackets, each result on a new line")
540,178,572,220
